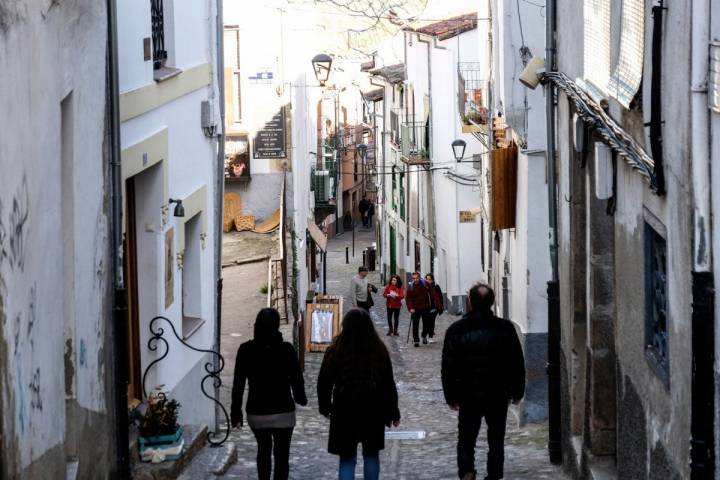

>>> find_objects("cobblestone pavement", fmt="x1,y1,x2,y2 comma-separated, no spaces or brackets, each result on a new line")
186,228,567,479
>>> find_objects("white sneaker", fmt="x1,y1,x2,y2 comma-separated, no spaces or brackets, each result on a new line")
428,337,435,344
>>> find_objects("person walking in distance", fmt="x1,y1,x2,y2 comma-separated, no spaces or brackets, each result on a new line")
383,274,404,336
405,271,442,347
231,308,308,480
366,200,375,228
350,266,377,312
358,196,369,227
424,273,444,344
317,309,401,480
441,284,525,480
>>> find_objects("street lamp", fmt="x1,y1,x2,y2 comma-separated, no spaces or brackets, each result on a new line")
311,53,333,86
451,139,467,161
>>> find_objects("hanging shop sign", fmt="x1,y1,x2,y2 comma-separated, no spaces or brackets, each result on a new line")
253,107,286,159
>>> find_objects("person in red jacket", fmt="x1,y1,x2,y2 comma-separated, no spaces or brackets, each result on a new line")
382,275,404,336
405,271,441,347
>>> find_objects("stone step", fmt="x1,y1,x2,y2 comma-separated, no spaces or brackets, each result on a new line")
177,441,238,478
131,424,208,480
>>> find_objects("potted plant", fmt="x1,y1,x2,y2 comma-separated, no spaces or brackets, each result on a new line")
137,392,183,453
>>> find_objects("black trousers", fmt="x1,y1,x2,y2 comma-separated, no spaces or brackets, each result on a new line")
457,400,509,479
387,308,400,332
252,427,294,480
423,310,438,338
410,309,431,343
357,300,372,312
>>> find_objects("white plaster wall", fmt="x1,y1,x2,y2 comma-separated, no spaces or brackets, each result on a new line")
0,0,110,470
117,0,220,428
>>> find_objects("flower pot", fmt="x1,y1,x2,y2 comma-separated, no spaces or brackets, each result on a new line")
139,425,183,452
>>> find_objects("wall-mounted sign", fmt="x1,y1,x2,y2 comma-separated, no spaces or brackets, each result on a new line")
225,135,250,182
253,107,287,159
459,211,477,223
248,70,274,84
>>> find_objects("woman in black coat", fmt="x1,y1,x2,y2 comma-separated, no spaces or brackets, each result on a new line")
231,308,307,480
424,272,444,344
317,308,401,480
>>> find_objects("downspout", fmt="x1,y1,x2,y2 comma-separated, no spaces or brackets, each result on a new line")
545,0,562,465
689,0,715,477
214,0,225,435
106,0,129,476
403,31,410,263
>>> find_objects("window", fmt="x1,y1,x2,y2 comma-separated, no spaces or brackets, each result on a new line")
182,214,204,339
151,0,168,70
645,217,668,384
399,169,406,220
390,111,400,146
391,166,397,211
224,27,242,122
414,241,421,272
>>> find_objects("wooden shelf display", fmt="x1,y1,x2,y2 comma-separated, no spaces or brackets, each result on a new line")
305,295,343,353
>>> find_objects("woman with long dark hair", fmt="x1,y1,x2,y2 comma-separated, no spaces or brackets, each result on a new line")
382,274,404,336
317,309,401,480
231,308,307,480
424,272,444,344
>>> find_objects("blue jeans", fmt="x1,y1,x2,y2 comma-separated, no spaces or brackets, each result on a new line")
339,449,380,480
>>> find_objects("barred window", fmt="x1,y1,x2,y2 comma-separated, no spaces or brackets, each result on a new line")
151,0,168,70
645,217,669,384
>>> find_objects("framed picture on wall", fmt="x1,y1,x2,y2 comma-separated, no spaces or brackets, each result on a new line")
225,134,250,182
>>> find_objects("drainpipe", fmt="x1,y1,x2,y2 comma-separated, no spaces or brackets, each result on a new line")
106,0,130,476
545,0,562,465
689,0,715,477
214,0,225,436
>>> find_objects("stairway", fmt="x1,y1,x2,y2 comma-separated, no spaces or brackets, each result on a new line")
130,425,237,479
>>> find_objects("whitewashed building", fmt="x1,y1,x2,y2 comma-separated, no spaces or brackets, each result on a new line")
0,1,119,478
116,0,222,430
487,0,550,422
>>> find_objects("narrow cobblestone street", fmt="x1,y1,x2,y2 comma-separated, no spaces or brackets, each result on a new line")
182,228,567,479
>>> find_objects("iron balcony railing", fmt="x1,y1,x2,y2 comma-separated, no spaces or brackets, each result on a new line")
150,0,168,70
401,122,430,165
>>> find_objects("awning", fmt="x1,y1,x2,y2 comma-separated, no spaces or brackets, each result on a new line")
308,222,327,252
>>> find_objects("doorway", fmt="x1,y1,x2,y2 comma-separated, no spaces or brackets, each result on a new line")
123,178,142,402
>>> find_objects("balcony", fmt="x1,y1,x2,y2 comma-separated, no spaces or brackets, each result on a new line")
458,63,490,134
311,163,337,207
401,122,430,165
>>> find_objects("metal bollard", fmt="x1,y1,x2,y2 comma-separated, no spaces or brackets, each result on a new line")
345,246,349,264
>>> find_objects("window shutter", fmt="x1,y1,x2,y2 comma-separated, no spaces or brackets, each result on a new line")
583,0,612,94
608,0,645,107
490,144,518,231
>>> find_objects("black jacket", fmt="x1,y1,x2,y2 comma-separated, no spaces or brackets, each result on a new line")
230,337,307,427
317,345,400,456
441,310,525,405
429,284,444,312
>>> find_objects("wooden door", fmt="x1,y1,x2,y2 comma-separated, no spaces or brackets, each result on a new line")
123,178,142,402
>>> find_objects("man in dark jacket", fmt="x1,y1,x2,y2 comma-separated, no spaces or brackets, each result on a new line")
441,283,525,480
405,272,441,347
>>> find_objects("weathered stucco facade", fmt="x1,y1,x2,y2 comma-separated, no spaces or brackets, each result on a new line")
0,1,118,478
555,0,695,477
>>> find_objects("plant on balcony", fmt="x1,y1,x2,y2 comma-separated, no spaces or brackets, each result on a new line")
462,108,489,126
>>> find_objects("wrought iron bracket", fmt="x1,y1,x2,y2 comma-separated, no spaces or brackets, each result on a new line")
142,316,230,446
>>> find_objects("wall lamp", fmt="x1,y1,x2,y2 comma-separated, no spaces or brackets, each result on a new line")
168,198,185,217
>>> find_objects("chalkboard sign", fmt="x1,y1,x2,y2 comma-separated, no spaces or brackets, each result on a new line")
253,107,286,159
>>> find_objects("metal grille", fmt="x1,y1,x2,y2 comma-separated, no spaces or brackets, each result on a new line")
151,0,167,70
646,222,668,369
458,63,489,125
608,0,645,107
